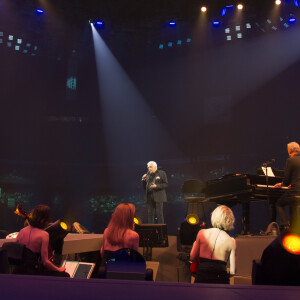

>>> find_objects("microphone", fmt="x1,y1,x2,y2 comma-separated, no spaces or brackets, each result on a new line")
262,159,275,167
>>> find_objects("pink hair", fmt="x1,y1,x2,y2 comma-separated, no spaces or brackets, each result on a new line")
106,203,135,246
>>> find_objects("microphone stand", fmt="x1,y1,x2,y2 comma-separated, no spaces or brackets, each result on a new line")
262,160,275,224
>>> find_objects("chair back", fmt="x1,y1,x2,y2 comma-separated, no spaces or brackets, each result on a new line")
106,248,152,280
2,242,41,274
0,248,9,274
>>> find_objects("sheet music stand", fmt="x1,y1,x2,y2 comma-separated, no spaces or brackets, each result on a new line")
135,224,168,261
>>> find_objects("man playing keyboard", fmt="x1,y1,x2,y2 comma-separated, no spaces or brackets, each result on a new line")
274,142,300,230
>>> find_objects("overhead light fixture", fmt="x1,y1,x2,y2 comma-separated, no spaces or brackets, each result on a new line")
237,4,244,10
275,0,281,5
201,6,207,12
36,9,44,14
289,17,296,23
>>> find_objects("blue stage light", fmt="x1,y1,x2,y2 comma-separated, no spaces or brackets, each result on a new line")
93,20,104,28
289,17,296,23
295,0,299,7
36,9,44,14
168,21,176,27
213,21,220,26
221,8,227,16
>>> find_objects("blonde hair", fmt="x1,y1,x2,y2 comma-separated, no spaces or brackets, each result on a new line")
106,203,135,246
211,205,235,231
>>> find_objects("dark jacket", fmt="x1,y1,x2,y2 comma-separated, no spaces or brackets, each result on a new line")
143,170,168,203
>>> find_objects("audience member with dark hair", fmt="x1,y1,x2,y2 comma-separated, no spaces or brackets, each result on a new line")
190,205,236,284
101,203,139,263
16,204,68,276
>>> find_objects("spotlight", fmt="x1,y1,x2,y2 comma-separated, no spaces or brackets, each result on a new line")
201,6,207,12
213,21,220,26
133,216,142,225
72,222,89,234
168,21,176,27
95,20,104,26
295,0,299,7
36,9,44,14
186,214,199,225
45,219,70,254
282,233,300,254
275,0,281,5
237,4,243,10
221,8,226,16
289,17,296,23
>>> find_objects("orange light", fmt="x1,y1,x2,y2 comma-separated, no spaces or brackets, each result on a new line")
282,234,300,254
201,6,207,12
275,0,281,5
237,4,243,10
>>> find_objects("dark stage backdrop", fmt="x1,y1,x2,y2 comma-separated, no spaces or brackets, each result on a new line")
0,1,299,235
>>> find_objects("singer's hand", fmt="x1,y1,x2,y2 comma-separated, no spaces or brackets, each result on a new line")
150,184,157,189
142,174,147,181
274,182,283,188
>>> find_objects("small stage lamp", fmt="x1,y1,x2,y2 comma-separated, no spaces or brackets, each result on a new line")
186,214,199,225
275,0,281,5
201,6,207,12
282,233,300,254
134,215,142,225
237,4,243,10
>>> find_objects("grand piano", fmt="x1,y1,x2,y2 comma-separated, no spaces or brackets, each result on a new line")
204,170,286,234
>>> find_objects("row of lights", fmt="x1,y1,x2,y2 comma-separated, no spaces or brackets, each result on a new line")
36,0,299,21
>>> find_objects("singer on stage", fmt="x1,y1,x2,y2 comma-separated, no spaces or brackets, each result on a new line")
142,161,168,224
274,142,300,229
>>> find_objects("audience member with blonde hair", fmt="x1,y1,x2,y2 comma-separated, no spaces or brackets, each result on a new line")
190,205,236,284
101,203,139,262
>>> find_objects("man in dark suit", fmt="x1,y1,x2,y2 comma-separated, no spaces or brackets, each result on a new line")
275,142,300,229
142,161,168,224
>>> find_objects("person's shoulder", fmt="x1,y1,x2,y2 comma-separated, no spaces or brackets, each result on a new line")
126,229,139,240
39,229,49,238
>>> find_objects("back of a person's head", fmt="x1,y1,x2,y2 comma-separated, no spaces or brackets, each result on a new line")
211,205,235,231
106,203,135,246
28,205,51,229
287,141,300,154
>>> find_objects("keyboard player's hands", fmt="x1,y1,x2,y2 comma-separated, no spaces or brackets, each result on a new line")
274,182,283,188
